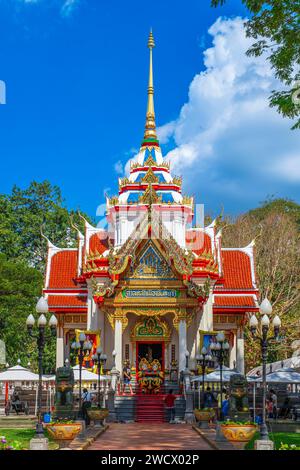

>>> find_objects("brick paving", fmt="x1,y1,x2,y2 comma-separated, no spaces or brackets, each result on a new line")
88,423,213,450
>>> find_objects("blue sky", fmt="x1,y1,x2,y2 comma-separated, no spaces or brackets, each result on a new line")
0,0,299,220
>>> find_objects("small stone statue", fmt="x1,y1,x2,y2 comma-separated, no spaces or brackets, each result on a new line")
228,373,250,421
54,365,76,420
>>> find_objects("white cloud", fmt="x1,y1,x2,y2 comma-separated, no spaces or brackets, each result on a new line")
60,0,80,17
9,0,81,17
157,17,300,212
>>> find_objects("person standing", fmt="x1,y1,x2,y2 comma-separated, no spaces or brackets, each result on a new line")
81,388,92,425
204,387,214,408
123,361,133,395
270,389,278,419
164,389,176,423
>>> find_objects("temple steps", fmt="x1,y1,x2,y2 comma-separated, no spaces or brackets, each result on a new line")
136,395,165,423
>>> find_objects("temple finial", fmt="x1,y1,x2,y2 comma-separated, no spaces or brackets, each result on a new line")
143,30,158,142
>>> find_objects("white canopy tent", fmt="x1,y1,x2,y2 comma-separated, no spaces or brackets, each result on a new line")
72,365,110,382
0,365,40,382
254,368,300,384
0,365,56,383
248,356,300,377
191,366,241,383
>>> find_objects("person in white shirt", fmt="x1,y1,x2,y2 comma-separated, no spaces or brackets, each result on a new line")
81,388,92,425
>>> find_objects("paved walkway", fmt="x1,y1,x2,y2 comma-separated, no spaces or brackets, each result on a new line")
88,423,213,450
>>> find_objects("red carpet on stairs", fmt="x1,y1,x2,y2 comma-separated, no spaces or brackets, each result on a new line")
136,394,166,423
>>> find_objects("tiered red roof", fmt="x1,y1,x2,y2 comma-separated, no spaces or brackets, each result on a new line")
186,230,212,255
220,250,253,289
48,295,87,309
214,295,256,310
48,250,78,288
88,233,109,254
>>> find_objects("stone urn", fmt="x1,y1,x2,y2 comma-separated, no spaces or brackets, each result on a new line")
87,407,109,425
194,409,215,427
220,423,257,442
46,423,82,441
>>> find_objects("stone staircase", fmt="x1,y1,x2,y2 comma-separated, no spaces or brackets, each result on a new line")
0,415,36,429
115,396,137,422
114,380,186,423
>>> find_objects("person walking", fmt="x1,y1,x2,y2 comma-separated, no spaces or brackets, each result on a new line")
164,389,177,423
81,388,92,425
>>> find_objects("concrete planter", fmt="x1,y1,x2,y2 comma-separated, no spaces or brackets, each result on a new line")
87,408,109,422
46,423,82,441
221,423,257,442
194,409,215,422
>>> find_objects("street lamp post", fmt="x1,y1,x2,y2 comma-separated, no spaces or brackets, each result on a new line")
92,347,107,408
196,347,212,409
71,334,92,417
26,297,57,437
249,298,281,441
210,332,230,420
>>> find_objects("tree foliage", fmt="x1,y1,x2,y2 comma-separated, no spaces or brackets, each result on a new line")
0,181,93,372
221,198,300,370
0,254,56,373
0,180,93,272
211,0,300,129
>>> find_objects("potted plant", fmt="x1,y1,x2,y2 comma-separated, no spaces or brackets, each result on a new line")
46,418,82,441
194,407,215,425
220,420,258,442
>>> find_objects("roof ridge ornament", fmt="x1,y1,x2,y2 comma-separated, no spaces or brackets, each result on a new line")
40,224,60,250
142,30,159,144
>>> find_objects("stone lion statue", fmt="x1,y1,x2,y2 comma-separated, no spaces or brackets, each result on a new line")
55,366,75,418
229,373,249,414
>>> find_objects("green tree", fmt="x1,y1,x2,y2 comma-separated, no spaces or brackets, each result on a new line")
0,181,93,272
221,197,300,371
211,0,300,129
0,254,56,373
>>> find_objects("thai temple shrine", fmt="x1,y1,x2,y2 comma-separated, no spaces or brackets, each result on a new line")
44,32,259,389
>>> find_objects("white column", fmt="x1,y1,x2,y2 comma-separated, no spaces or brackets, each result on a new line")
199,289,213,331
236,327,245,374
179,319,187,372
56,337,64,369
99,308,105,349
230,331,237,369
87,286,99,331
114,319,123,373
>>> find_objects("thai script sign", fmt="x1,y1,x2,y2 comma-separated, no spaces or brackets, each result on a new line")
123,289,179,298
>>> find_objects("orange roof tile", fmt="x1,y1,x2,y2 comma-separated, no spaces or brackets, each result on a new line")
89,233,109,254
214,295,256,307
186,230,212,254
48,250,78,288
48,295,87,308
221,250,254,289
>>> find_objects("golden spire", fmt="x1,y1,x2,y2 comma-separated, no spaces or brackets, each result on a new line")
143,30,158,141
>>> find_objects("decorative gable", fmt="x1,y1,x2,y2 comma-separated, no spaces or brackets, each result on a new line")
129,240,176,280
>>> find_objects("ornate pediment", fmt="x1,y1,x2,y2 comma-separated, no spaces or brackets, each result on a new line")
131,316,171,341
129,240,176,280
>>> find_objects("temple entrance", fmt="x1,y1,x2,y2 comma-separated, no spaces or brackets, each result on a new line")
136,341,164,394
